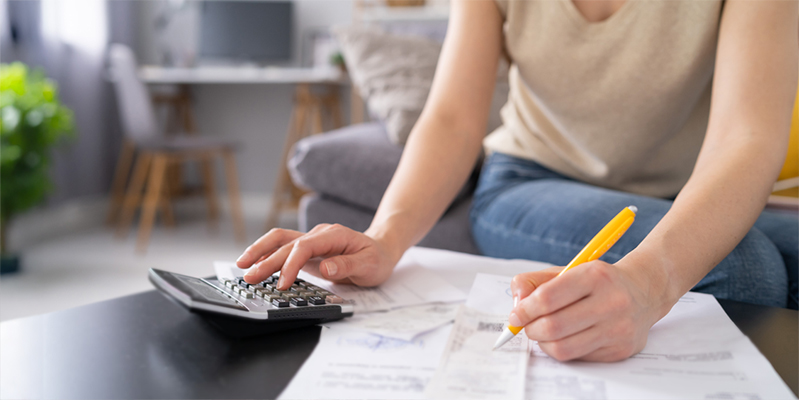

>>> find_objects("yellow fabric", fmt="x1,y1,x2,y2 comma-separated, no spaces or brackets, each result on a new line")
777,86,798,182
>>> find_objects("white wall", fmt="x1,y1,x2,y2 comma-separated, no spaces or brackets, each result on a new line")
135,0,354,194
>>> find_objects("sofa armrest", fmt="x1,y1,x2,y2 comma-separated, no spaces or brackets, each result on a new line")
289,123,402,211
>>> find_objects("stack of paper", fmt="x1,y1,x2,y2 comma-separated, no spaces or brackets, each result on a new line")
219,248,795,400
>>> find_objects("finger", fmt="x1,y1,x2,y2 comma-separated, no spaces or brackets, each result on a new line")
523,296,600,342
578,340,644,362
537,325,607,362
321,251,386,287
237,228,303,268
243,242,296,284
280,225,365,289
509,263,597,327
510,266,563,301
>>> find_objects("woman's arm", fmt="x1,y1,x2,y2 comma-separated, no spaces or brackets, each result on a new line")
509,0,798,362
236,0,504,289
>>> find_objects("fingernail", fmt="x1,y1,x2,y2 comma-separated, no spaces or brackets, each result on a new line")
508,312,522,327
513,295,519,307
326,260,338,277
278,275,285,288
236,254,247,263
244,266,257,279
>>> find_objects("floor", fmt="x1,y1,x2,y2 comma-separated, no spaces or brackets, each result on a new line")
0,209,298,322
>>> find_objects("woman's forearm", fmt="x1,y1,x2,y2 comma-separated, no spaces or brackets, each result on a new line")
363,0,504,262
365,113,485,261
620,136,789,310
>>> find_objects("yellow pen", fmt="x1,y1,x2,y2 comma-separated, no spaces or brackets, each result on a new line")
492,205,638,351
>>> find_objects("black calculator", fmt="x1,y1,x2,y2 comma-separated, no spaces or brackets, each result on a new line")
148,268,354,337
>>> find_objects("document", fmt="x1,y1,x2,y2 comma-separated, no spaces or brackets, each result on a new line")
278,323,452,399
461,272,795,400
524,292,797,400
214,261,466,313
425,305,530,400
327,302,460,341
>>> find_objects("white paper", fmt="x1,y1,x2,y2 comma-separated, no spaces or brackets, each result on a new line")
425,305,530,400
326,302,460,341
465,273,516,315
278,323,452,399
214,260,466,313
461,272,795,400
524,292,796,400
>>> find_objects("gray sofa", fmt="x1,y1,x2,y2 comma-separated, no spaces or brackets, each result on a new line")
288,122,481,255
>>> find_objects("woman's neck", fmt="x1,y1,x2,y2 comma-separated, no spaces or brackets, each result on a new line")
572,0,627,22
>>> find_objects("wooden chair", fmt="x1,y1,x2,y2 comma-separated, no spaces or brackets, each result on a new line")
106,44,245,252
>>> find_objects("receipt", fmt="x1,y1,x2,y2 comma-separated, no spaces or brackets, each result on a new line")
424,305,529,400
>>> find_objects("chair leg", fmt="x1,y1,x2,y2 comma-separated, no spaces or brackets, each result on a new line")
136,154,169,253
160,177,176,228
327,86,343,130
200,154,220,231
223,150,246,243
106,140,136,226
117,152,152,237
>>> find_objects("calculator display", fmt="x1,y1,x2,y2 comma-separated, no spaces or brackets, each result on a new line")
174,274,246,310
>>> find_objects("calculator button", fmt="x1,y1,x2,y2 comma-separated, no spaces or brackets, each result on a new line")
281,293,298,299
242,291,254,299
271,298,289,308
224,281,233,288
264,283,277,291
294,278,305,283
316,290,332,297
325,295,344,304
265,276,278,284
306,296,325,305
297,290,315,297
290,297,308,306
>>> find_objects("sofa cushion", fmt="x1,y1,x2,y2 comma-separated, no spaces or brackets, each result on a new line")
333,25,509,146
289,122,478,211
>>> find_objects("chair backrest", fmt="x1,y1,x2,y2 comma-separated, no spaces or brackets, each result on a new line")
108,44,160,143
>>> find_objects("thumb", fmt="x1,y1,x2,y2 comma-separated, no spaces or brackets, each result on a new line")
320,252,368,281
510,266,564,301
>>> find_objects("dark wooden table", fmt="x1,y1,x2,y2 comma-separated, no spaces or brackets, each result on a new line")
1,290,796,399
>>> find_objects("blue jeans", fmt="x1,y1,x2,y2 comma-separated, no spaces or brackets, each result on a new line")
470,153,798,309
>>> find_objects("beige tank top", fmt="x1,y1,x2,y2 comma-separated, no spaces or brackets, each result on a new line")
484,0,722,198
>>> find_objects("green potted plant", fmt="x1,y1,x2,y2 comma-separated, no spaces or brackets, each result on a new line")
0,62,75,274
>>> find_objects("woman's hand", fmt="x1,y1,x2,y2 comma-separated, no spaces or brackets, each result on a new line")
236,224,401,290
508,260,671,362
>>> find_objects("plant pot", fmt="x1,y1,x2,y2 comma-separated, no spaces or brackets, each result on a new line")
1,254,20,275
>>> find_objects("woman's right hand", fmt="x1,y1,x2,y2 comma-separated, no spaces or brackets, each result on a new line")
235,224,401,291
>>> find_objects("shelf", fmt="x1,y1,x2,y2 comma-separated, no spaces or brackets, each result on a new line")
357,5,450,22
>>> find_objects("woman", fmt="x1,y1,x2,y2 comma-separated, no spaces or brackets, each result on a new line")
238,0,798,362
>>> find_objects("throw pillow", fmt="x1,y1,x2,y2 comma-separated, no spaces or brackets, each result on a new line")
333,25,509,146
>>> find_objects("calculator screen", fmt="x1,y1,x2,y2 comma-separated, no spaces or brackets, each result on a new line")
176,275,246,310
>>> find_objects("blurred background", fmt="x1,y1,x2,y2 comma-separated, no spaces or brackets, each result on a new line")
0,0,453,321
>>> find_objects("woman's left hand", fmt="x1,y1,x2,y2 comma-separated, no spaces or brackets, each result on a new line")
508,260,670,362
